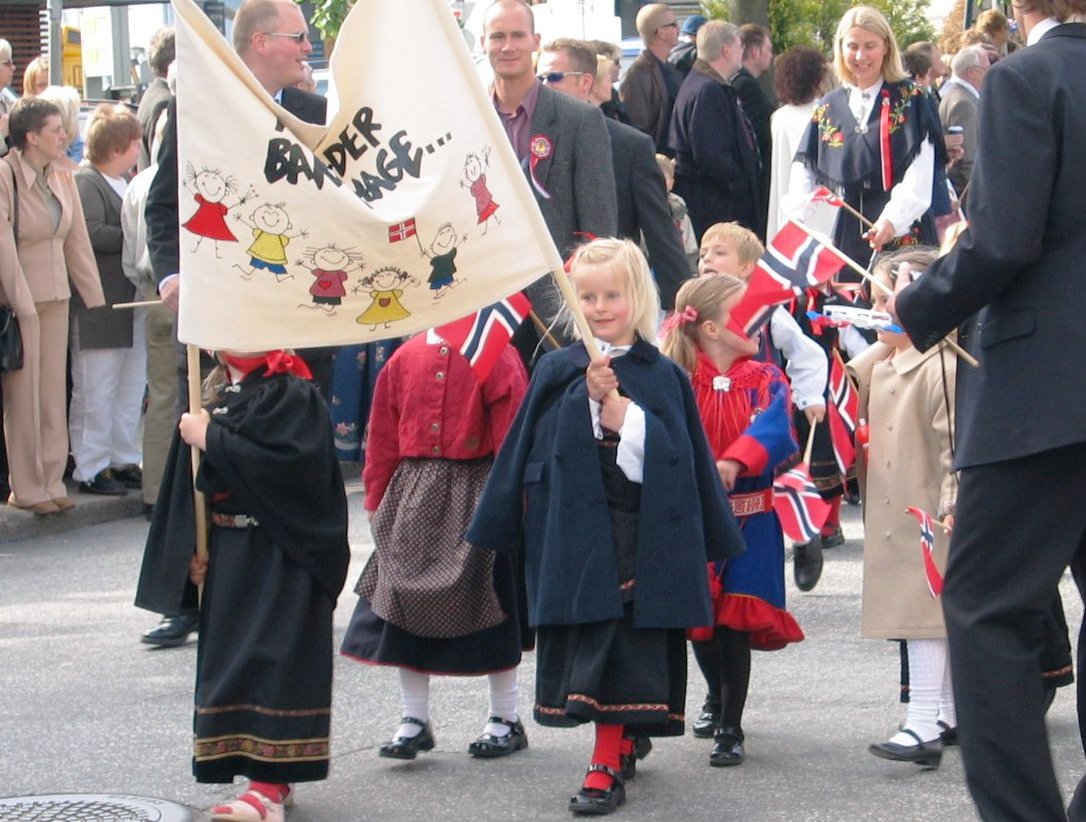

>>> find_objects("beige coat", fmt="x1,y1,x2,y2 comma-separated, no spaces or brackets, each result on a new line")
848,341,958,639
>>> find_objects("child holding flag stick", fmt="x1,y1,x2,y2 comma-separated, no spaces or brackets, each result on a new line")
846,247,957,769
662,275,804,768
467,238,743,815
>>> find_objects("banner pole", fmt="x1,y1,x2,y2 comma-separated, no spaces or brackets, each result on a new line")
186,344,209,600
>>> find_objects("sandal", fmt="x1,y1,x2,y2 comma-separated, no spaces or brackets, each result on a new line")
210,788,289,822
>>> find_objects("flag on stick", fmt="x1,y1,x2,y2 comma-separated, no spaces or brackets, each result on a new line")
388,218,417,243
905,506,944,598
773,463,832,544
434,294,531,383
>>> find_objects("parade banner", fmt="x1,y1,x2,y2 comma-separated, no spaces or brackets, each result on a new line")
171,0,563,350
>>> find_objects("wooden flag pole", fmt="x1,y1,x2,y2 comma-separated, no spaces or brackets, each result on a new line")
549,265,621,400
803,418,817,466
797,221,979,369
186,344,209,599
112,299,163,309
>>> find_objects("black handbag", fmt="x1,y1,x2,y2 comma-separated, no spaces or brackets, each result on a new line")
1,159,24,372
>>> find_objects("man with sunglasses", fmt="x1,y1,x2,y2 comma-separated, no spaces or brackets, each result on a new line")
140,0,330,650
621,3,683,155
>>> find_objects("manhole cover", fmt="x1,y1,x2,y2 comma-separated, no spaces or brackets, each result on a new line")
0,795,192,821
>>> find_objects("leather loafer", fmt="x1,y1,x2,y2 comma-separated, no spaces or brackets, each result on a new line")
569,764,625,815
141,613,199,647
793,537,824,592
78,469,128,496
379,717,435,760
111,464,143,490
709,726,745,767
619,734,652,781
468,716,528,758
820,524,845,549
869,729,943,769
938,720,958,747
692,698,720,738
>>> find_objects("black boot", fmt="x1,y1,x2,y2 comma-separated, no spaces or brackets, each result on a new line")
793,537,824,592
709,726,745,766
141,613,198,647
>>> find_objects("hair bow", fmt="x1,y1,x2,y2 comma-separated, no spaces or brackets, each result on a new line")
660,305,699,336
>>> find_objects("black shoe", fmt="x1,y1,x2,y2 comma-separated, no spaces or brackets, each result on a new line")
692,697,720,738
111,464,143,490
868,729,943,769
844,478,861,506
569,764,625,815
938,720,958,746
793,537,824,592
467,716,528,758
709,726,745,767
379,717,435,760
141,613,198,647
820,524,845,549
78,469,128,496
619,734,652,781
143,503,155,522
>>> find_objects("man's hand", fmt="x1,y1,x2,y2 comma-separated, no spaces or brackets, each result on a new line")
159,275,180,312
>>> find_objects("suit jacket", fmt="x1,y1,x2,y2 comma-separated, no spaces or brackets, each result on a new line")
136,77,172,172
669,60,762,240
621,50,681,153
897,24,1086,469
73,166,135,348
606,117,690,310
0,149,104,320
525,84,617,327
938,80,980,199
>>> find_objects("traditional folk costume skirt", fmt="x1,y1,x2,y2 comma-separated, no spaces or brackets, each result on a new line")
194,520,335,784
340,457,522,675
533,443,687,737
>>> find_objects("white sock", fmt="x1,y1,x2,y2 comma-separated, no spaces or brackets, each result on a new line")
485,668,520,737
397,668,430,738
937,651,956,729
890,638,946,745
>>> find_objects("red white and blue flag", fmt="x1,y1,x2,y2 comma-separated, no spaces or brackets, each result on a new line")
827,354,858,475
773,462,832,544
434,293,531,383
905,506,944,598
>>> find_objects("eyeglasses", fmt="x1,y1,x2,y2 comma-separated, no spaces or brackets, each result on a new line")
538,71,588,84
262,31,310,44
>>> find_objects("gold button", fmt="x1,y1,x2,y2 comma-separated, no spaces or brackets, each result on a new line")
888,387,896,394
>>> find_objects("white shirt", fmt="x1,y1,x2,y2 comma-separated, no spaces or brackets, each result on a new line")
941,75,980,100
587,340,647,484
121,165,158,298
768,307,828,409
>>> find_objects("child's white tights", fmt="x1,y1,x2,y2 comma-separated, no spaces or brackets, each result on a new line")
395,666,520,738
889,637,953,745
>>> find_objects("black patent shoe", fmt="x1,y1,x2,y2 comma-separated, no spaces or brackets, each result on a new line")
569,764,626,815
379,717,435,760
141,613,198,647
868,729,943,769
692,698,720,738
938,720,958,747
468,716,528,758
820,524,845,549
619,734,652,781
710,726,745,766
793,537,824,592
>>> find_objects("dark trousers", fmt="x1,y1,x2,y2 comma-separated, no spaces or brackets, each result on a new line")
946,442,1086,821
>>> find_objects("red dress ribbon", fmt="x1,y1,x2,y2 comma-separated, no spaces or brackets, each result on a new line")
879,91,892,191
222,351,313,381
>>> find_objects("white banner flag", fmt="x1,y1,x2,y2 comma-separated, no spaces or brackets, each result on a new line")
171,0,563,350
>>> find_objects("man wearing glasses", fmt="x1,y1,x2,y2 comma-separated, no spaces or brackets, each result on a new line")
0,39,16,156
620,3,683,155
140,0,330,650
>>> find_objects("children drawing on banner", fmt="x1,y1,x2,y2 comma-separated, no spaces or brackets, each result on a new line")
340,325,530,762
461,147,501,234
661,275,804,768
697,222,831,591
181,164,251,256
296,242,364,315
419,222,467,298
354,266,416,330
134,349,349,822
846,246,956,769
233,202,307,281
467,238,744,816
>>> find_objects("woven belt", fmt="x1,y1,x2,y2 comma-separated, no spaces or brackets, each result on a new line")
729,489,773,517
210,512,259,529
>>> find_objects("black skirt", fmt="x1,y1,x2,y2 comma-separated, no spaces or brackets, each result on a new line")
193,525,335,784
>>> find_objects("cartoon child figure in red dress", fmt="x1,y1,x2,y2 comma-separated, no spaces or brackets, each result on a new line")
297,243,364,315
181,165,253,257
460,147,501,235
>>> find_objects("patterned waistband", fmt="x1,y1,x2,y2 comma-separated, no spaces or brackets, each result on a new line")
210,512,260,529
729,489,773,517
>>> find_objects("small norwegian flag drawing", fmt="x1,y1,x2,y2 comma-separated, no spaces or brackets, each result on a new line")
773,463,832,544
434,293,531,383
729,219,845,337
387,218,417,243
906,506,944,598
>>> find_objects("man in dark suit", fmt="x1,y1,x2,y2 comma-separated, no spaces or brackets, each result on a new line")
484,0,616,358
537,38,690,310
135,26,174,172
669,20,761,242
620,3,683,154
730,24,774,237
891,5,1086,818
141,0,329,648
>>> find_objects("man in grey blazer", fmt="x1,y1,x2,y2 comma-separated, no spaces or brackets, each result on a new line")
938,45,988,209
538,38,690,310
484,0,617,361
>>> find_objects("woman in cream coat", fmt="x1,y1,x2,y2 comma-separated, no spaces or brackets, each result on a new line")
0,97,104,514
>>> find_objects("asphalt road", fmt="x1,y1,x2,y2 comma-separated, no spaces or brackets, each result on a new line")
2,496,1083,821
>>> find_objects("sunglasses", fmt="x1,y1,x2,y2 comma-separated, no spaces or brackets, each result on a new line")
263,31,310,44
538,71,588,83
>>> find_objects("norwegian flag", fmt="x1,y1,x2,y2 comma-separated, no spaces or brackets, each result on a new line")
906,506,944,598
387,218,417,243
810,186,845,208
826,355,858,475
773,463,832,543
729,220,845,337
433,293,531,383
